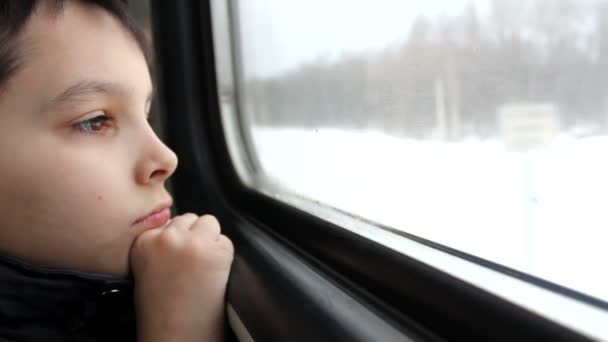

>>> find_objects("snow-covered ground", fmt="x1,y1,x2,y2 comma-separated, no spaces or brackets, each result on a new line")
250,126,608,302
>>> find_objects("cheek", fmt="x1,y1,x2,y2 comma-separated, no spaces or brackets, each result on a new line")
46,155,129,222
0,139,132,230
0,139,139,272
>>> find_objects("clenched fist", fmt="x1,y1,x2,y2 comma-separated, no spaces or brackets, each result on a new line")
130,213,234,342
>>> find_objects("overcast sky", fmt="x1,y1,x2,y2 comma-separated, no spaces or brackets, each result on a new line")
236,0,490,78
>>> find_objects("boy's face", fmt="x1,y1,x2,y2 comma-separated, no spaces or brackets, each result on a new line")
0,2,177,275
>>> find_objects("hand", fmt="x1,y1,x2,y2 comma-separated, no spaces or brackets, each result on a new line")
130,213,234,342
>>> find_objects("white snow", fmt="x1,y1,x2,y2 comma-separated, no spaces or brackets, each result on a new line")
250,126,608,302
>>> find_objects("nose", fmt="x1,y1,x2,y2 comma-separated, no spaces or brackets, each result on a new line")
135,126,178,185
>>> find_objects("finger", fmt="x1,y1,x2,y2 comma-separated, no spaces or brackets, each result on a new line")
166,212,199,231
217,234,234,254
132,222,164,245
191,214,221,239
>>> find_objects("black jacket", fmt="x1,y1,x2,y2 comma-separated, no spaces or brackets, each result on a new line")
0,255,136,341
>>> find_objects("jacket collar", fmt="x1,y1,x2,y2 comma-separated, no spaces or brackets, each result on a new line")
0,255,136,341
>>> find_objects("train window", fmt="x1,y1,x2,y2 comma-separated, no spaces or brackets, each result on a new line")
127,1,151,37
211,0,608,336
126,1,165,138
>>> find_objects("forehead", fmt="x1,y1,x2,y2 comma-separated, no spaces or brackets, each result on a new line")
6,1,151,108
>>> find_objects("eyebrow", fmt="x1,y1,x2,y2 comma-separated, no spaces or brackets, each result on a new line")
45,79,153,112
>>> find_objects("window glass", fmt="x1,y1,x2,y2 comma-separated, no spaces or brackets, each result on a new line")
126,1,164,136
228,0,608,303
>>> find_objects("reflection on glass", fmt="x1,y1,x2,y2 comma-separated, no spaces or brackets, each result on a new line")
127,1,163,135
234,0,608,302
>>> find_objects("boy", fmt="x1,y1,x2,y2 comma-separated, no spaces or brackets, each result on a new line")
0,0,234,341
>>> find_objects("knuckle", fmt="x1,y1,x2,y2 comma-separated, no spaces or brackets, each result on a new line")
198,214,221,230
132,228,158,249
170,213,198,229
179,212,199,223
181,212,199,220
218,235,234,253
157,228,181,248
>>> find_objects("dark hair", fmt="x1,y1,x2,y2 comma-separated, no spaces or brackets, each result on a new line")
0,0,149,93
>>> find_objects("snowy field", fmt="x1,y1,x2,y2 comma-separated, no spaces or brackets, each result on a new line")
251,126,608,302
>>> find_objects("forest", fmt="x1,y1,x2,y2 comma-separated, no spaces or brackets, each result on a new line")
242,0,608,140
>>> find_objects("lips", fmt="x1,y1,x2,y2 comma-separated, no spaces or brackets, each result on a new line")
133,200,173,228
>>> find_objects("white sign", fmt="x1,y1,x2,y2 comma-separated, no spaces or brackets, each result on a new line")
499,103,559,151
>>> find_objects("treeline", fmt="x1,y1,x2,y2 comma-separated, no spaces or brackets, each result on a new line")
243,0,608,140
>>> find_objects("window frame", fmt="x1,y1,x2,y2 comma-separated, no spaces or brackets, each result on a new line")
149,0,601,340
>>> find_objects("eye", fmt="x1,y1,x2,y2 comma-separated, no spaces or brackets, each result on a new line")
72,114,114,134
